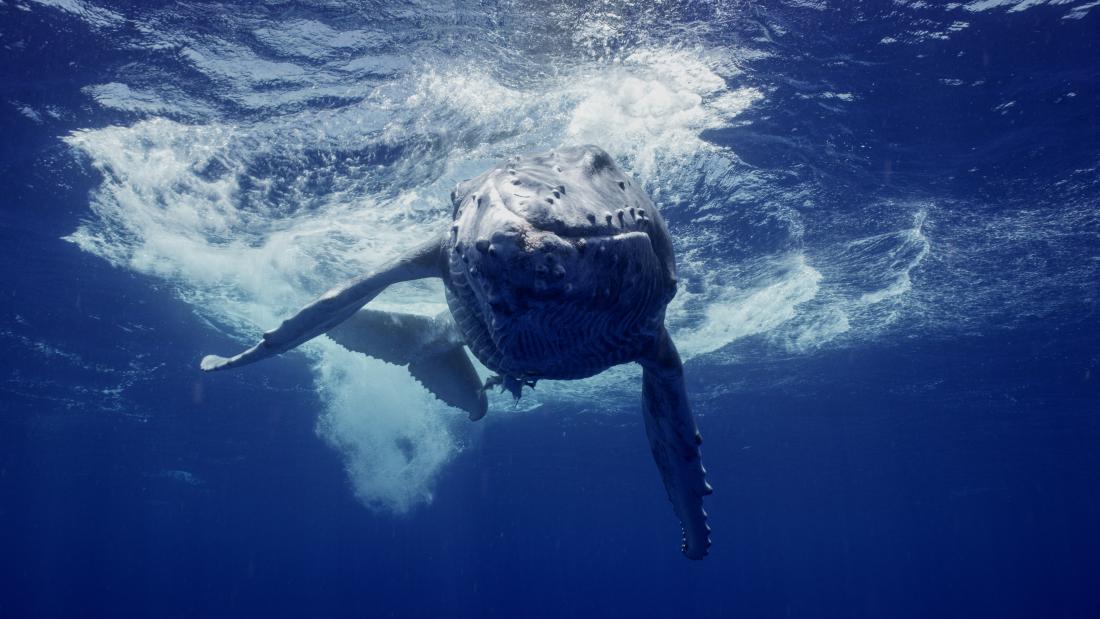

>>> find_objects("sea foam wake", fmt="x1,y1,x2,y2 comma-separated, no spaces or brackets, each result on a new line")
57,3,930,511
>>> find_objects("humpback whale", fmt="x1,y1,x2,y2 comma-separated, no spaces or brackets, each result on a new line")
202,145,712,559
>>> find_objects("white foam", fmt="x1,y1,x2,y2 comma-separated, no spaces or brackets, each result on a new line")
566,48,762,177
662,208,932,359
785,307,852,353
29,0,124,29
313,344,457,513
675,254,824,358
64,115,457,512
1064,0,1100,17
13,102,42,123
82,83,214,118
964,0,1091,14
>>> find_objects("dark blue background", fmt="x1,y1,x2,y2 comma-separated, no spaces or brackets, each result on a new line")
2,1,1099,617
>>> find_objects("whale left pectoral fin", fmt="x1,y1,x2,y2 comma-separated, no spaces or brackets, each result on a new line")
327,309,488,421
200,235,445,373
640,328,712,560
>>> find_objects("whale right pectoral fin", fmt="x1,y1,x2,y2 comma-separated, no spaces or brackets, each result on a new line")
408,345,487,421
640,328,712,560
326,309,488,421
200,235,445,373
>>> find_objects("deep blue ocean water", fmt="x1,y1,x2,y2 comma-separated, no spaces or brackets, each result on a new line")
2,1,1098,617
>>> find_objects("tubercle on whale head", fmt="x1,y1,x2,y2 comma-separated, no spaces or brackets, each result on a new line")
447,144,675,320
454,206,581,302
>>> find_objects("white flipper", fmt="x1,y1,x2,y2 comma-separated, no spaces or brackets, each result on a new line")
200,236,445,373
640,328,712,560
327,309,488,420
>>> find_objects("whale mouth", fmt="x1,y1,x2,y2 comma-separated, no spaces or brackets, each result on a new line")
459,229,660,308
448,228,673,379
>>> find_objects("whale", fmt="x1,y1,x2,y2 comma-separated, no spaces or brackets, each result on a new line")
201,145,712,559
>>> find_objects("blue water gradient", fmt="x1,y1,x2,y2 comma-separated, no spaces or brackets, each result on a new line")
2,0,1098,617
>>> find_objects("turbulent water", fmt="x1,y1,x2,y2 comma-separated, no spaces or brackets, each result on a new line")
2,1,1098,617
